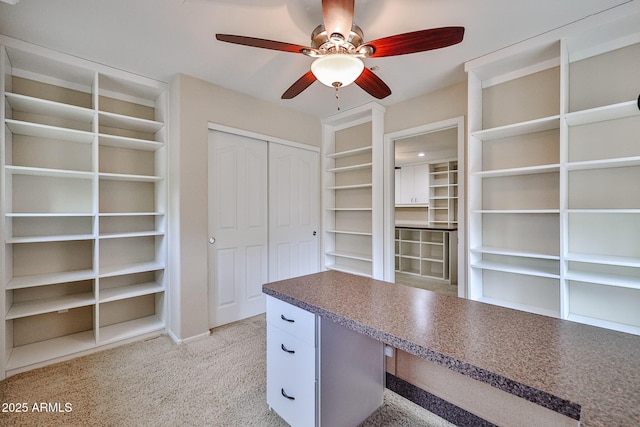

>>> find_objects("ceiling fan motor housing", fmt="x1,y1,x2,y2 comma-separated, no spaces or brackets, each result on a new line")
311,24,365,53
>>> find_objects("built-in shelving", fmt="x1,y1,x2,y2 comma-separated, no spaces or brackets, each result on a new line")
466,12,640,335
395,227,457,283
428,160,458,226
322,104,384,279
0,36,168,378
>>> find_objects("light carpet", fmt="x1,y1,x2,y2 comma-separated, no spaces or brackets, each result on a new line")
0,315,454,426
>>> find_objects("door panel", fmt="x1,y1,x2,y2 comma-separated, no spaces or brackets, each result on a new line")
269,143,320,282
208,131,268,328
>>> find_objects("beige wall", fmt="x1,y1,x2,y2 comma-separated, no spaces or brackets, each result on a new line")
168,73,321,341
384,81,467,134
168,75,467,341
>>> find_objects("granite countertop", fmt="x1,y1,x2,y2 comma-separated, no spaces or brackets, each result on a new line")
262,270,640,427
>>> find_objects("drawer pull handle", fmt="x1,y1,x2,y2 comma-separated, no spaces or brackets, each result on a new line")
281,344,295,354
281,388,295,401
280,314,295,323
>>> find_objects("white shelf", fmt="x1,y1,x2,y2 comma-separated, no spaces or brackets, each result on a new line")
565,100,640,126
470,260,560,279
98,111,164,134
326,229,372,236
566,156,640,171
98,172,162,182
98,133,164,151
7,269,96,290
6,292,96,319
476,297,559,318
565,270,640,290
471,246,559,260
326,183,372,190
324,251,373,262
99,261,165,278
98,230,164,239
473,209,560,214
6,212,94,218
5,92,95,123
326,207,372,212
566,314,640,336
99,212,164,217
565,252,640,268
7,233,95,243
5,119,95,144
98,315,164,345
475,164,560,178
325,162,372,173
324,264,372,278
5,331,96,371
6,165,94,179
326,146,372,159
99,282,164,303
471,115,560,141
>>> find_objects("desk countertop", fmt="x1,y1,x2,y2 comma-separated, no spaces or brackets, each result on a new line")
262,270,640,427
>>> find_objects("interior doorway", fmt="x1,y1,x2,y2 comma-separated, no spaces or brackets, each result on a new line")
383,117,466,298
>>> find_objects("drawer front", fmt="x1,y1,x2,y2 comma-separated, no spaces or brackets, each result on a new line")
266,296,316,345
267,324,317,427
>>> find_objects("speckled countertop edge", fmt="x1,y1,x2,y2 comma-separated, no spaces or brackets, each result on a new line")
262,285,581,421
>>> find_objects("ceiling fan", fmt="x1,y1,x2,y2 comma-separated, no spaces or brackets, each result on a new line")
216,0,464,101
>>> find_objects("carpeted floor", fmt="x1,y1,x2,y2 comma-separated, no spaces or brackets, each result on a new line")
0,315,454,426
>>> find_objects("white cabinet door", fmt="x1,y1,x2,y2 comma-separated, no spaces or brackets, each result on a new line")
208,131,268,328
413,163,430,204
397,164,430,205
268,143,320,282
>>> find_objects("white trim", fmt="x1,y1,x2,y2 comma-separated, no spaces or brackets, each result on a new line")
207,122,320,153
168,329,211,345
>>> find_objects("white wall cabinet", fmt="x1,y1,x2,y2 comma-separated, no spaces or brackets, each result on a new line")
396,163,429,205
0,37,167,378
322,103,384,279
466,11,640,335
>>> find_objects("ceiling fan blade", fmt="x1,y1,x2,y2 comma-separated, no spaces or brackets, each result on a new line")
355,68,391,99
322,0,354,40
363,27,465,58
216,34,313,54
282,71,317,99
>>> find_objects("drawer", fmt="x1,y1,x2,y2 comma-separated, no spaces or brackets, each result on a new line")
266,296,316,345
267,324,317,427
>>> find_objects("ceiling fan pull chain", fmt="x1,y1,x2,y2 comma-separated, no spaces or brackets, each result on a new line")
335,85,340,110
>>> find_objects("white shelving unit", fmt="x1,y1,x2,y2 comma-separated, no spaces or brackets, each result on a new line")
466,11,640,334
322,104,384,279
0,37,167,378
428,160,458,226
395,228,457,283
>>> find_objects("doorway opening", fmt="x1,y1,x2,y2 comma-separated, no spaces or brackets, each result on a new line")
383,117,465,298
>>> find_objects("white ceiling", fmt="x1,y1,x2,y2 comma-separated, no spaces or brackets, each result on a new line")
0,0,634,118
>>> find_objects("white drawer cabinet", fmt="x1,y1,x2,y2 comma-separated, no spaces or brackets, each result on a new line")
265,295,385,427
266,296,317,427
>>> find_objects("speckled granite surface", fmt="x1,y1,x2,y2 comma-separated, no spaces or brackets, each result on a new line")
262,270,640,427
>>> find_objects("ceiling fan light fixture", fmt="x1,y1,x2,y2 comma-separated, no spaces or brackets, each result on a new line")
311,54,364,88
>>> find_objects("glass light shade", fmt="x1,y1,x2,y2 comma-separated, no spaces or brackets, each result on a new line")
311,54,364,88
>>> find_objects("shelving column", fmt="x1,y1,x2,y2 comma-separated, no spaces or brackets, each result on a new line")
562,17,640,335
322,103,384,279
466,41,563,317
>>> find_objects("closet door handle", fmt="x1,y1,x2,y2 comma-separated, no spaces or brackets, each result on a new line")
281,388,295,401
281,344,295,354
280,314,295,323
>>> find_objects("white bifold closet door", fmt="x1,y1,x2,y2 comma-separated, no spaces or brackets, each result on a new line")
208,131,319,328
